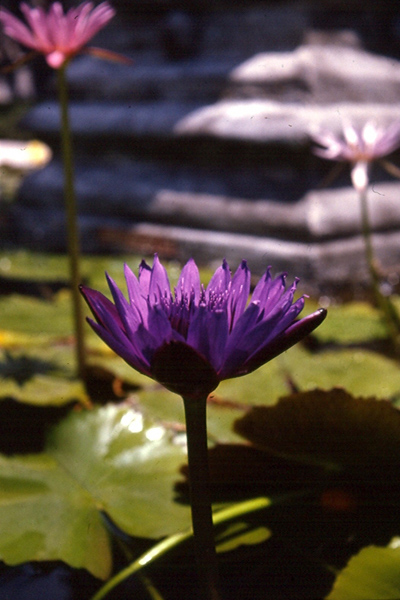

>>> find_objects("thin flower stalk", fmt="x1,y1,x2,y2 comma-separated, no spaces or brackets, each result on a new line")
57,63,86,379
0,2,119,378
313,121,400,349
81,256,327,598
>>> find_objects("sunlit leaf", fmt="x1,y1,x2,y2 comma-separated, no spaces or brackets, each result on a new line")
0,374,85,406
0,347,86,405
326,543,400,600
307,301,387,344
0,404,191,578
213,355,293,407
284,346,400,399
215,522,271,553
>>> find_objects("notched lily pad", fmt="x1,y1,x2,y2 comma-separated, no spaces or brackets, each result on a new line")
235,388,400,472
0,403,191,579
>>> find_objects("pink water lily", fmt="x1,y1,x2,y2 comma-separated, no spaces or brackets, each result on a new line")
0,1,115,68
313,121,400,192
80,256,326,398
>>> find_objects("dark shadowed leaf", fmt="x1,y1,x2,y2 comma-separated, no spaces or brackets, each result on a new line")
235,388,400,471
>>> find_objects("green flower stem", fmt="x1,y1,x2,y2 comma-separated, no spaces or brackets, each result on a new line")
359,188,400,352
57,64,86,379
90,497,270,600
182,395,221,600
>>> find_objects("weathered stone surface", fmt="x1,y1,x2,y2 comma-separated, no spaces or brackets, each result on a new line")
228,45,400,102
16,157,400,241
20,101,204,141
200,5,307,58
17,156,297,211
7,1,400,294
176,101,400,144
67,56,236,102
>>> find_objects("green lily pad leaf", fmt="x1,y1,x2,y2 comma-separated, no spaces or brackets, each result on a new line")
0,403,191,578
0,453,111,579
214,355,293,407
0,347,86,405
235,388,400,471
307,301,387,345
284,346,400,399
206,396,248,444
0,293,74,338
135,388,247,444
215,522,271,554
86,353,155,390
136,387,185,423
326,543,400,600
0,373,85,406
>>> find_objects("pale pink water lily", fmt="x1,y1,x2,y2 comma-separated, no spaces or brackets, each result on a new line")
0,1,116,69
80,256,326,398
313,121,400,192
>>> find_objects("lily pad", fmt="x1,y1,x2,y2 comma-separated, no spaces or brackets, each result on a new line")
0,374,85,406
235,388,400,471
284,345,400,399
0,347,86,405
326,543,400,600
307,301,387,345
0,403,191,579
0,293,74,338
213,355,294,407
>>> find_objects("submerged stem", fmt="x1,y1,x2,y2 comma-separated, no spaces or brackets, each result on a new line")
57,65,86,379
359,188,400,352
91,498,271,600
182,395,221,600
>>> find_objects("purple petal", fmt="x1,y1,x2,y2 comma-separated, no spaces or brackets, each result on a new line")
87,318,151,376
220,287,302,378
219,301,262,375
186,304,211,362
105,273,142,338
256,277,299,325
251,270,289,317
124,263,148,319
175,258,201,304
238,308,327,376
206,309,229,372
147,304,173,344
138,259,152,293
206,259,231,299
228,260,250,330
80,285,123,328
149,254,171,303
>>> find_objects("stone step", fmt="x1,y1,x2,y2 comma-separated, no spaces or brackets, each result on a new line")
66,55,237,103
16,157,400,241
176,100,400,146
226,45,400,103
19,100,205,145
21,98,400,159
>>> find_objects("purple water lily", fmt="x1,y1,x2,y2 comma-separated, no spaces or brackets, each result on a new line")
80,256,326,398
